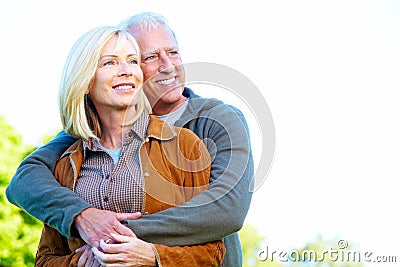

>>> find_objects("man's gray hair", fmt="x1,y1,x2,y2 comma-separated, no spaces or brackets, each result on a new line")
119,12,171,32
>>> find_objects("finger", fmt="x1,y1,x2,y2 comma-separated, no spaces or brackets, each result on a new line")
92,246,118,265
86,250,97,267
110,232,135,243
84,254,93,267
99,237,131,255
116,212,141,221
77,255,86,267
75,244,89,254
99,239,112,254
91,247,106,264
77,246,90,267
114,223,136,237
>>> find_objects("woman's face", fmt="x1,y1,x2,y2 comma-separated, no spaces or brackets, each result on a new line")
90,34,143,112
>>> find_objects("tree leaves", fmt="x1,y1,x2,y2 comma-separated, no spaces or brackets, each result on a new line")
0,116,42,267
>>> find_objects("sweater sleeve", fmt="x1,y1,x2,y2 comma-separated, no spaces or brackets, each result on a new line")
5,131,91,238
127,104,254,245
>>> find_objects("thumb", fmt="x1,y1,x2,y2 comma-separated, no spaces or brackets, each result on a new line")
116,212,141,221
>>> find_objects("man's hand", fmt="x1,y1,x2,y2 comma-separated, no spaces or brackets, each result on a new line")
74,207,141,247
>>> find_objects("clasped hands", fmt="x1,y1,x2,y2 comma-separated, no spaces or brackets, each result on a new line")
74,208,156,266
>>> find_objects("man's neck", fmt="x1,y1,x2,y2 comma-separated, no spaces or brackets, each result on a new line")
152,96,188,116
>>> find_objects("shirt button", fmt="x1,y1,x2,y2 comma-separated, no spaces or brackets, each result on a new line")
103,196,109,202
143,172,150,177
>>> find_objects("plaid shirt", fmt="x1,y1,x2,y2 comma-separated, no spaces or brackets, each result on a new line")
75,112,149,213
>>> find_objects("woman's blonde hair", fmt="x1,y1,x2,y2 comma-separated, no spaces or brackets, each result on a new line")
58,25,151,140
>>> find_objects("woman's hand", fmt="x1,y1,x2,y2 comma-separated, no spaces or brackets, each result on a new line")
77,245,101,267
92,232,156,266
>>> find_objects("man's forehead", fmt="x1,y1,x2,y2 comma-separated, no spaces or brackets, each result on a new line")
141,46,178,56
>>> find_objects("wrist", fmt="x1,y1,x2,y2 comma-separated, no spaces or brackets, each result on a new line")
72,207,92,237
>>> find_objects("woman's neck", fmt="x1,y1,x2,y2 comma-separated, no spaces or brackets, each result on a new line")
97,106,138,150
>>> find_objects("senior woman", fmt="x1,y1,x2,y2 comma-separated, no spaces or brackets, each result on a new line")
35,25,225,267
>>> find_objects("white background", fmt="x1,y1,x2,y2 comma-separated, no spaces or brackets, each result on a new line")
1,1,399,266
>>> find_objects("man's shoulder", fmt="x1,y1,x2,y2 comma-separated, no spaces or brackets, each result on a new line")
188,96,244,119
185,88,241,114
179,87,248,130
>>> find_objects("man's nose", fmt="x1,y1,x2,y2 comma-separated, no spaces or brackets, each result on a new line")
158,54,174,73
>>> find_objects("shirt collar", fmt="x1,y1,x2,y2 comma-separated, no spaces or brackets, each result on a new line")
130,111,149,141
81,111,151,158
73,112,176,159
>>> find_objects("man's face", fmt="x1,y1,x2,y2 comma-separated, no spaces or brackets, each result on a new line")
127,25,186,113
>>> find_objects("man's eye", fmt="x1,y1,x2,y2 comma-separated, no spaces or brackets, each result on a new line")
169,51,178,56
143,55,156,62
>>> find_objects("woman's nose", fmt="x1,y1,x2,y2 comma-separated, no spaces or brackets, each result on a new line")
118,62,133,76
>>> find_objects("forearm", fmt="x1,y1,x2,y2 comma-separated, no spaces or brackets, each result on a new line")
128,107,254,245
128,162,253,246
5,131,89,237
153,240,225,267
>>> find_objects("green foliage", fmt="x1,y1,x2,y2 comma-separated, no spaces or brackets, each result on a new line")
0,116,43,267
40,129,61,146
239,223,285,267
0,117,33,186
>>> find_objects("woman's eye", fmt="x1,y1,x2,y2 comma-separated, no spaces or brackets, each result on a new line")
103,60,115,66
129,59,138,65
